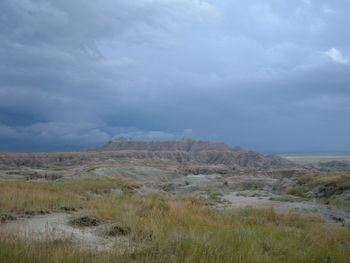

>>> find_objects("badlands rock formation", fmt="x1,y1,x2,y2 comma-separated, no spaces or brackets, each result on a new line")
0,138,294,169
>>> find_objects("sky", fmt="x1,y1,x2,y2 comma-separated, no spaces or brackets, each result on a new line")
1,0,350,153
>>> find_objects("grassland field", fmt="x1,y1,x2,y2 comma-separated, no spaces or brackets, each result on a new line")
0,177,350,263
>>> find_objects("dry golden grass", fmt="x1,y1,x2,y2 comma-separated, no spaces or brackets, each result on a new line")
0,179,350,263
0,178,138,213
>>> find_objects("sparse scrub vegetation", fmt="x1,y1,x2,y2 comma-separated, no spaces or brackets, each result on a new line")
279,172,350,210
42,166,68,171
297,173,350,196
236,192,269,198
69,215,103,227
327,199,350,209
108,223,131,237
201,188,228,206
285,186,308,198
240,182,261,191
86,164,116,172
269,196,305,203
0,213,17,223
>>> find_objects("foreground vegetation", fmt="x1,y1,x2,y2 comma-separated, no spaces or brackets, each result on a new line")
0,179,350,263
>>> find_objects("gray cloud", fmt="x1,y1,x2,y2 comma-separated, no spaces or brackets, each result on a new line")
1,0,350,153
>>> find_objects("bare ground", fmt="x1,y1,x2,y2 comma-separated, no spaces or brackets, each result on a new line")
0,213,131,252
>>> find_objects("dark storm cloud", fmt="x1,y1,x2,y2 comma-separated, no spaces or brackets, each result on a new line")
0,0,350,153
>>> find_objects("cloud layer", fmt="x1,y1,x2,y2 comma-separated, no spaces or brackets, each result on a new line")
1,0,350,153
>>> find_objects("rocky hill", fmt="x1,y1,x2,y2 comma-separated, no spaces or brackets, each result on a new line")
0,138,294,169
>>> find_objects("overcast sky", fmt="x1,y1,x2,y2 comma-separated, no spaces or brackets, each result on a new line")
1,0,350,153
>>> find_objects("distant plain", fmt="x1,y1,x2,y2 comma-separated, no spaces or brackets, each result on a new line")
280,154,350,164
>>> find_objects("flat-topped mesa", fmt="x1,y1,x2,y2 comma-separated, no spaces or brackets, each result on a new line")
97,137,234,153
